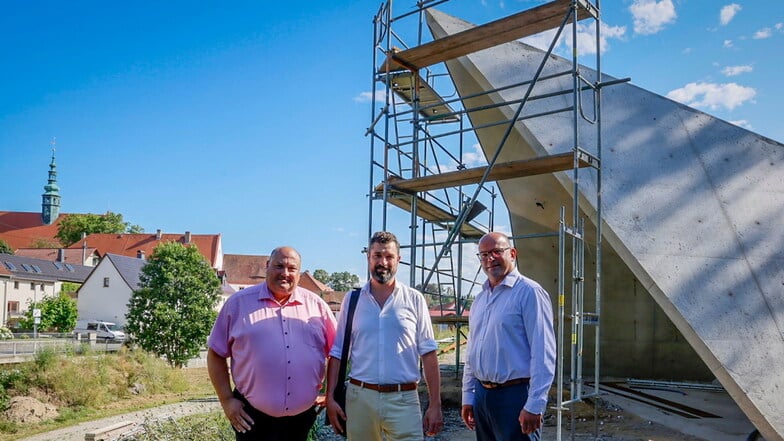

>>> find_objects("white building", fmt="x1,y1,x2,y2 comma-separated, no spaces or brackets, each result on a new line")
76,253,145,328
0,254,91,327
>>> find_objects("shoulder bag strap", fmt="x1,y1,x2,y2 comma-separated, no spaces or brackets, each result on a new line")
337,288,361,382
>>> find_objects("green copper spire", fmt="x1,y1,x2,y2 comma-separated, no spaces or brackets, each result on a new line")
41,138,61,225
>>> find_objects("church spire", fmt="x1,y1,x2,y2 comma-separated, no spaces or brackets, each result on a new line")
41,137,61,225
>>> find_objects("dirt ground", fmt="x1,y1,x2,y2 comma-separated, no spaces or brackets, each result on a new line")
429,372,705,441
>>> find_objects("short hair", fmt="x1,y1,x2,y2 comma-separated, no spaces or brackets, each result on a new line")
369,231,400,253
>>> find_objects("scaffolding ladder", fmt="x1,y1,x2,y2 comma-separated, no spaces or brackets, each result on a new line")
367,1,612,439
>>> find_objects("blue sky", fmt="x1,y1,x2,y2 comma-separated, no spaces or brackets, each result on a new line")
2,1,782,278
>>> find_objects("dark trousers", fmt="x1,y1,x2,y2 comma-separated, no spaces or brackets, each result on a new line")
473,380,540,441
233,390,318,441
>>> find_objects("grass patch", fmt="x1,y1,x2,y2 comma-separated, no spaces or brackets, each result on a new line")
127,411,234,441
0,348,214,440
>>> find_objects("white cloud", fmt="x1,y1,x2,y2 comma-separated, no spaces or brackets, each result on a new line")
629,0,677,35
354,90,386,103
721,65,752,76
666,82,756,110
462,144,487,167
719,4,741,26
729,120,752,130
753,28,772,39
723,39,733,48
682,47,692,54
776,23,783,31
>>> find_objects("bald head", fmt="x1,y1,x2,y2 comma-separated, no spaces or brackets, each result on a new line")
266,246,301,300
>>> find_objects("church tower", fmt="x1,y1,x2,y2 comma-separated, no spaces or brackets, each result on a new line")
41,139,61,225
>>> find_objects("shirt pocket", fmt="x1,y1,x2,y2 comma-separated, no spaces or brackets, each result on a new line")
293,318,326,351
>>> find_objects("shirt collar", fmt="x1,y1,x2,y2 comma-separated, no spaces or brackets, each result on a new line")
259,282,303,305
483,269,521,291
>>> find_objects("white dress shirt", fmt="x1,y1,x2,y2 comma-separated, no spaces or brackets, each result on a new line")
329,281,437,384
462,270,557,415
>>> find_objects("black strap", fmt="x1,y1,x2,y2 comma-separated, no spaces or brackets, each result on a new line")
337,288,361,383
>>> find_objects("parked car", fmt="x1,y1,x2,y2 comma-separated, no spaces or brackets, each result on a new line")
73,319,126,341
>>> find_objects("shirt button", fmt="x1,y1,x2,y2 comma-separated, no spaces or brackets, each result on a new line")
286,345,289,348
288,376,291,380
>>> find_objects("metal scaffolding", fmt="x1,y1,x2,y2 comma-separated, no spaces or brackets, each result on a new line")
366,1,616,439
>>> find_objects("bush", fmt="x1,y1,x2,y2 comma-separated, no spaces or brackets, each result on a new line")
0,327,13,340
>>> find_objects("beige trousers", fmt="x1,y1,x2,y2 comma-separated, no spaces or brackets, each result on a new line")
345,382,423,441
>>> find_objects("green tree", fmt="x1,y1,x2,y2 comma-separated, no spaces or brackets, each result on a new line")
328,271,360,291
415,283,455,307
19,293,78,332
313,269,330,285
56,211,144,246
125,242,221,368
60,282,81,297
0,239,12,254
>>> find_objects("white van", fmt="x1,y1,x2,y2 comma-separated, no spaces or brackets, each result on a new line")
74,320,126,341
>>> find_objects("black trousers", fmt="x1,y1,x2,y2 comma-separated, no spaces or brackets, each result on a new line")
233,390,318,441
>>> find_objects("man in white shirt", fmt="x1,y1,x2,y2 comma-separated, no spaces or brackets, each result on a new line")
326,231,443,440
461,232,556,441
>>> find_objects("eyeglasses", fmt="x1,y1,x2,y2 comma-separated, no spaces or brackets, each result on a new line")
476,247,510,260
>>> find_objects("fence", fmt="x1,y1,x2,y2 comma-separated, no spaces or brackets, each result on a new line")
0,334,123,364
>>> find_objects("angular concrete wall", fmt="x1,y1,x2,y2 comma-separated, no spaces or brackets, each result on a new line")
427,9,784,440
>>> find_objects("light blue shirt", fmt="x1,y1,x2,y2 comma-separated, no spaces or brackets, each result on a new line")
462,270,556,415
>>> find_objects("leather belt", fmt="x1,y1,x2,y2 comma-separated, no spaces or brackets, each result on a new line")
479,378,529,389
349,378,418,393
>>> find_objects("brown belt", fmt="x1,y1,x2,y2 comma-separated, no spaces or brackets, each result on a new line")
479,378,530,389
349,378,418,393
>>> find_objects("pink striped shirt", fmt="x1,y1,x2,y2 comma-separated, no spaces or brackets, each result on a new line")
208,283,336,417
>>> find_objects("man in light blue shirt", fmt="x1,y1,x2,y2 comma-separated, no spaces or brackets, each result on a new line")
461,232,556,441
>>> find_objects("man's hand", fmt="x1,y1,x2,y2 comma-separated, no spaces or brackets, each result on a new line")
220,396,253,433
326,397,346,435
461,404,475,430
423,403,444,436
519,409,542,434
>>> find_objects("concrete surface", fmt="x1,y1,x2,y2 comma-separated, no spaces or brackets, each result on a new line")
426,7,784,441
600,382,757,441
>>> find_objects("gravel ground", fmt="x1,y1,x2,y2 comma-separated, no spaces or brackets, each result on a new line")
18,399,222,441
312,405,472,441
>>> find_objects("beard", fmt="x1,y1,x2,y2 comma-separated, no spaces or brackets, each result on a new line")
372,265,395,284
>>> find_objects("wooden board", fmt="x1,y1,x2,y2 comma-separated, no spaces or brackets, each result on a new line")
387,151,596,193
379,0,596,72
384,193,485,238
388,71,460,123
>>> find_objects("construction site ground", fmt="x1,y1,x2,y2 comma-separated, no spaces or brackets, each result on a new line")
15,351,758,441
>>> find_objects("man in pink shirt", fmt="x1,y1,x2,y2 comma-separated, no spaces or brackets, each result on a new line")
208,246,337,441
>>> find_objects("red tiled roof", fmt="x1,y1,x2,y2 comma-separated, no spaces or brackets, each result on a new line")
15,247,99,264
68,232,222,268
429,302,470,317
321,290,347,304
0,211,71,250
299,270,330,293
223,254,269,285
